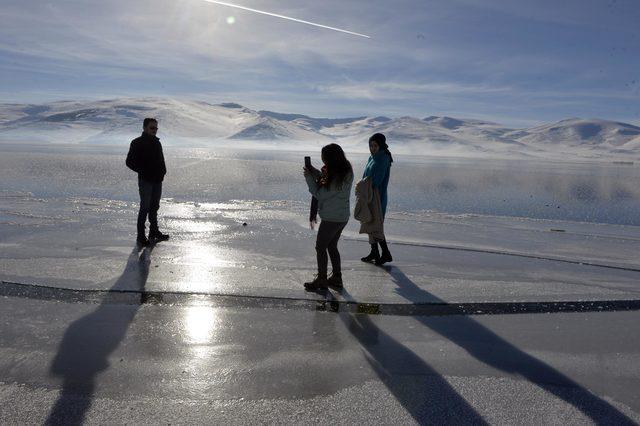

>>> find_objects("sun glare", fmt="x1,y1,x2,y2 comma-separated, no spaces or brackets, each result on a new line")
185,306,218,344
174,243,234,293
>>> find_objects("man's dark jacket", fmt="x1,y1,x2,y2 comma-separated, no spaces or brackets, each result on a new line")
126,133,167,182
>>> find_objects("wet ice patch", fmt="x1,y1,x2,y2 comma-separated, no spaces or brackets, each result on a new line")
166,218,229,235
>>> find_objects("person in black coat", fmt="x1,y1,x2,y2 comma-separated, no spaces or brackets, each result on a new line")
126,118,169,246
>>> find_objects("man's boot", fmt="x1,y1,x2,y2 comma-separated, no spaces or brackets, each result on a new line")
149,229,170,241
136,235,150,247
327,272,343,288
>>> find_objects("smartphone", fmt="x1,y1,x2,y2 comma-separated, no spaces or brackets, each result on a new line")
304,156,311,169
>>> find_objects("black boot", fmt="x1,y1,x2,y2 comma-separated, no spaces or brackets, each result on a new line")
375,240,393,265
149,229,170,241
327,272,343,288
136,235,150,247
361,243,380,263
304,274,329,291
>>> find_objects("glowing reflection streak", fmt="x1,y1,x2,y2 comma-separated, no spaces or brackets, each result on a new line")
185,305,218,345
178,243,233,293
200,0,371,38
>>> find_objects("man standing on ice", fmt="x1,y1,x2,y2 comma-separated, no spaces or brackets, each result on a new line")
126,118,170,246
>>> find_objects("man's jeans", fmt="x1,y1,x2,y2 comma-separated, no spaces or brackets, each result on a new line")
137,178,162,237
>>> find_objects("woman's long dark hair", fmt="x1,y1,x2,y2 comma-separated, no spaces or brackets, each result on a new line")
321,143,353,189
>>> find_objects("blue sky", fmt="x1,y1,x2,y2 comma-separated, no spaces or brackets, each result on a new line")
0,0,638,126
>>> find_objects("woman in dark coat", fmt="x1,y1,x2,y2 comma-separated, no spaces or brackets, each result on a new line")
361,133,393,265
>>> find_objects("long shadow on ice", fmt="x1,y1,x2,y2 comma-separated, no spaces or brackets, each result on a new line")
379,265,636,424
45,245,154,425
340,294,488,424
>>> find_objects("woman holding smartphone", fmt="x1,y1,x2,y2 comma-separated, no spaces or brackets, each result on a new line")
303,143,354,290
361,133,393,265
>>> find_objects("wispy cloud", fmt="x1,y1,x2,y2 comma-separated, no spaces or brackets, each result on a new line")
318,81,513,100
1,0,639,126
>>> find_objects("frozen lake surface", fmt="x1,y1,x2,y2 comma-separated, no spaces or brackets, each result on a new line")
1,144,640,426
1,143,639,304
1,143,640,225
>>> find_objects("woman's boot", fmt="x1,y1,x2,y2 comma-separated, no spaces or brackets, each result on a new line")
376,240,393,265
361,243,380,263
304,273,329,291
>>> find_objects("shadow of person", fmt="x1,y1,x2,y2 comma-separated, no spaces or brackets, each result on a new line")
335,289,488,424
45,244,154,425
380,265,636,424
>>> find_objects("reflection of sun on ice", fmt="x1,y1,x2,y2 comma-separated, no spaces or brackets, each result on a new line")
177,243,234,292
185,305,218,345
226,16,235,24
184,243,231,268
185,305,218,362
174,219,226,234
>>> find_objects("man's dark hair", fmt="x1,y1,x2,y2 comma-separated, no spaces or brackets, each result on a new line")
143,118,158,128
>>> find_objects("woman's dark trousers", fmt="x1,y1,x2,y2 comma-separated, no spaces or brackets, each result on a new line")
316,220,347,278
137,178,162,237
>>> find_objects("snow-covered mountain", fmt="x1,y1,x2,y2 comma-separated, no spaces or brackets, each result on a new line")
0,98,638,159
506,118,640,146
0,99,332,144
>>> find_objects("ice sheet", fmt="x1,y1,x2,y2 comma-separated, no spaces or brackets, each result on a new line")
1,145,639,304
1,193,639,304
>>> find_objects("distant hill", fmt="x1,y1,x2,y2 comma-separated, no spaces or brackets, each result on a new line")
0,98,638,160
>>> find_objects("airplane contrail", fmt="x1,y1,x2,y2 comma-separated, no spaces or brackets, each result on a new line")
201,0,371,39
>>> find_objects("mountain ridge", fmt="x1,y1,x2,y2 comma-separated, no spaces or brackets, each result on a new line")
0,98,638,159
